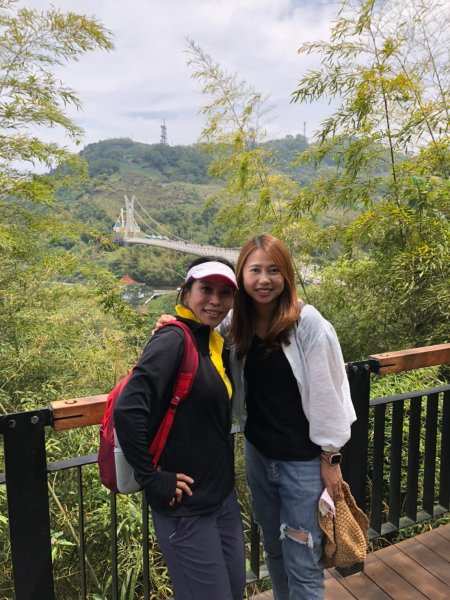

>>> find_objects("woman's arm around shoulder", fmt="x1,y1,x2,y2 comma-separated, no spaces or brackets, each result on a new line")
217,308,233,339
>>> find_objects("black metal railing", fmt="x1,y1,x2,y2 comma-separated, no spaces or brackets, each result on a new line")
1,350,449,599
367,385,450,538
0,430,267,600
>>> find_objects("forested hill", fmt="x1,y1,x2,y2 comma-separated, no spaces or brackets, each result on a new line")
80,138,213,183
79,134,311,183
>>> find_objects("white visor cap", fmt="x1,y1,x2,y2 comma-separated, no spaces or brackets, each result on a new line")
185,261,237,289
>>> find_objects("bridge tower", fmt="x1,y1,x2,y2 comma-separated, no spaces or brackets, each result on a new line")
124,195,141,238
160,120,167,145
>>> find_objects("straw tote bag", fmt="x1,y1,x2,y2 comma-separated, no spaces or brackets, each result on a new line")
319,481,369,568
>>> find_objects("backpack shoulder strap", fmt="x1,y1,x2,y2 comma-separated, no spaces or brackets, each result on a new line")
168,320,199,398
149,320,199,466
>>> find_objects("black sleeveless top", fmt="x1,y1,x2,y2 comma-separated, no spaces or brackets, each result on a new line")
244,335,320,461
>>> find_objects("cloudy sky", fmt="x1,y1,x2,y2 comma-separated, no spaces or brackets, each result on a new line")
24,0,338,149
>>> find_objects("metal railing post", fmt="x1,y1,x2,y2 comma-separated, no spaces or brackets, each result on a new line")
0,409,55,600
342,361,372,513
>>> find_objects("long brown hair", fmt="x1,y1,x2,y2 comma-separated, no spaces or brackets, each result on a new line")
231,234,300,357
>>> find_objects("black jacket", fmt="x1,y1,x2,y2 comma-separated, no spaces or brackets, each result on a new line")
114,318,234,516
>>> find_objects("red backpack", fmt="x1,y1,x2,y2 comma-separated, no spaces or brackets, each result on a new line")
98,321,199,493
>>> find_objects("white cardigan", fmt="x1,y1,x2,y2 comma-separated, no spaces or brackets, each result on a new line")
224,304,357,452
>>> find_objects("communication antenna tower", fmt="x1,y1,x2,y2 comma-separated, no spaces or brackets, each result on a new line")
160,120,167,145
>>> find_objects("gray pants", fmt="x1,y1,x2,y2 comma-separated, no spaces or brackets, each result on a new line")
152,491,246,600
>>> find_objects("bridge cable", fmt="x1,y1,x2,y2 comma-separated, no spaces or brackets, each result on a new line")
134,198,186,242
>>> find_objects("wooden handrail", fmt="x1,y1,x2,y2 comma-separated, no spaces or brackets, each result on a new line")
52,394,107,431
370,343,450,375
51,342,450,431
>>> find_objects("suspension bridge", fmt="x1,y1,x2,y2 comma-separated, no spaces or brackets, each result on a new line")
113,195,240,263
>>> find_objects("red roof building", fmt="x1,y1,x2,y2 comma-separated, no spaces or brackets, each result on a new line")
120,274,141,286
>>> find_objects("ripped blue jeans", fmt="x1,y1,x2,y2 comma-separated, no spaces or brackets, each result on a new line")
245,440,324,600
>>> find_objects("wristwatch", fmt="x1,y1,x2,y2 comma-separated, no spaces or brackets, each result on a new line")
321,452,342,465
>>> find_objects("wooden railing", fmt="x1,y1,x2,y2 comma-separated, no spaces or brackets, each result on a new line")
369,343,450,375
50,343,450,429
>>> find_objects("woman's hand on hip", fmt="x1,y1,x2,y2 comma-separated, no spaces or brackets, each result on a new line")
169,473,194,506
320,460,342,500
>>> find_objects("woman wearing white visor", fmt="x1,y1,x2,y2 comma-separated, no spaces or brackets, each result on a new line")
114,257,245,600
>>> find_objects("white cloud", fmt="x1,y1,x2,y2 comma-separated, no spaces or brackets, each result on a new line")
20,0,338,149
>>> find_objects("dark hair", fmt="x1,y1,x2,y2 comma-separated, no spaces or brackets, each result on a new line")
231,234,300,357
178,256,235,305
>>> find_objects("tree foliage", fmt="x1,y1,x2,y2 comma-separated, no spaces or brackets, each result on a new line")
292,0,450,205
290,0,449,355
0,0,112,203
186,39,305,245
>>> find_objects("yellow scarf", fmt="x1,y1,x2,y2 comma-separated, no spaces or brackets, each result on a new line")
175,304,232,399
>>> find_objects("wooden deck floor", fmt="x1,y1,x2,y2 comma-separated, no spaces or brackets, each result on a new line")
252,523,450,600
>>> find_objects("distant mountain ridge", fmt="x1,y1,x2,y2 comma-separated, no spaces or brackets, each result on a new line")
80,134,312,184
81,138,213,183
